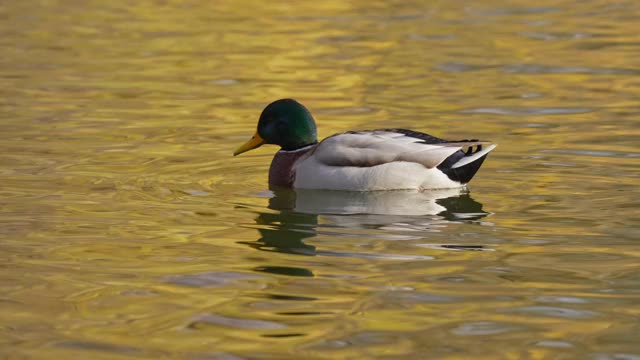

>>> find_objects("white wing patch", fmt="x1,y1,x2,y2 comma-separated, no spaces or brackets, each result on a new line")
313,131,461,169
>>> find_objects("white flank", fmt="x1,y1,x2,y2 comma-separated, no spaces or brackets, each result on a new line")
451,144,497,169
294,157,463,191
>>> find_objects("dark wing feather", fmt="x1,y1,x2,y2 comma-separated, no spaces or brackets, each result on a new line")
377,129,494,184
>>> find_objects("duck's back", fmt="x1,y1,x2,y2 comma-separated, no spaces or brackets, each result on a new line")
292,129,496,191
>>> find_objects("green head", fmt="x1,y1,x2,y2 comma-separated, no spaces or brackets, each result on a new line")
234,99,318,155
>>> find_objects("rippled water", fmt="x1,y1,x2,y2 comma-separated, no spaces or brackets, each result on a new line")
1,1,639,359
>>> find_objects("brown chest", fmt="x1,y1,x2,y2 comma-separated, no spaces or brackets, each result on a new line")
268,147,314,188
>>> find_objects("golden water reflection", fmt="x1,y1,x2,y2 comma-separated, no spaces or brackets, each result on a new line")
244,189,490,260
1,0,639,358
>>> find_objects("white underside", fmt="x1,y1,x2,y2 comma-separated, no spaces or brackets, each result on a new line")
293,157,463,191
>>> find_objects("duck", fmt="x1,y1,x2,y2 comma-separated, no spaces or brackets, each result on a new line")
233,99,496,191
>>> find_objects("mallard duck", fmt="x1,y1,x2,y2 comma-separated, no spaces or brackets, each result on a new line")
234,99,496,191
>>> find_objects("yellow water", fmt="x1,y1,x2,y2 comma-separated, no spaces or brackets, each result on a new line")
1,0,639,358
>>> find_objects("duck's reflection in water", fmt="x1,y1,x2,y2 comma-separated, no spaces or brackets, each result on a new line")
240,188,491,260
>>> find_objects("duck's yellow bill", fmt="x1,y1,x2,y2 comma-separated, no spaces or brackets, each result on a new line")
233,133,265,156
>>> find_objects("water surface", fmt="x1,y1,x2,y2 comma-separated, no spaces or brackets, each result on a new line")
1,0,639,359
